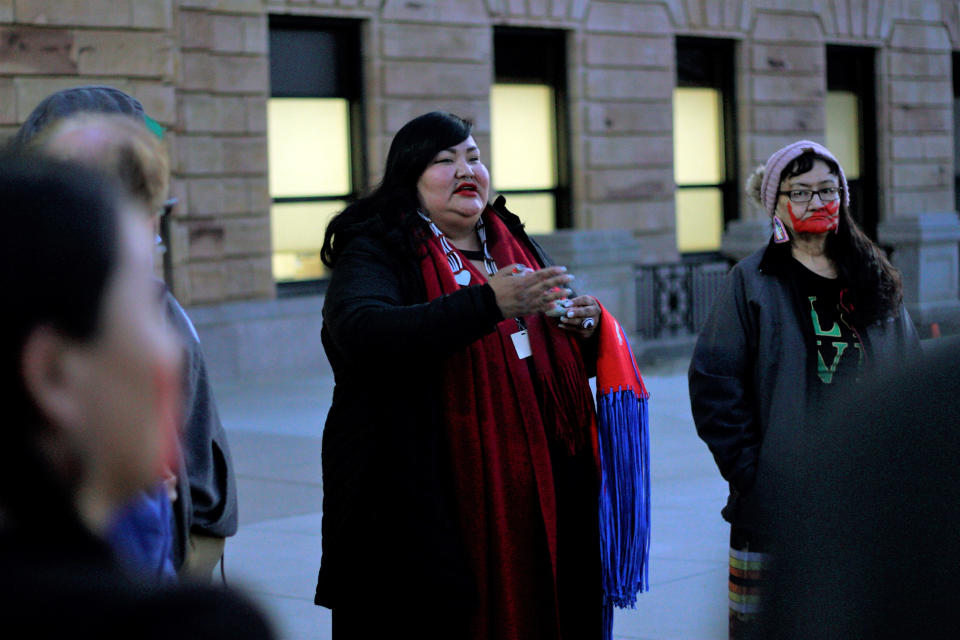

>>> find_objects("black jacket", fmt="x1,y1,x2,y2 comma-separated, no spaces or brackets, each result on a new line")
761,340,960,638
0,523,272,638
688,241,921,534
314,198,553,609
162,288,238,568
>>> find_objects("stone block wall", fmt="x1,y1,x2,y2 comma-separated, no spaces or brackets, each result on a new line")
1,0,960,330
883,20,954,217
580,2,676,263
171,1,273,305
0,1,176,138
0,0,274,306
266,0,686,270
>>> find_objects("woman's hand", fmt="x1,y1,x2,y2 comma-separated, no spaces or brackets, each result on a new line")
487,264,573,319
558,295,601,339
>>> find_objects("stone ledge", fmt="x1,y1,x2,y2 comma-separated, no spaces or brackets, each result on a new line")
531,228,644,267
878,212,960,244
188,293,321,325
187,294,330,386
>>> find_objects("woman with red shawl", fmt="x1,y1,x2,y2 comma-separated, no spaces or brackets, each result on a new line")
314,112,604,639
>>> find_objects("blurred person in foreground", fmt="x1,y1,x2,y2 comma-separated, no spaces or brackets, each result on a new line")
688,140,920,638
0,152,272,637
16,86,238,581
758,338,960,639
315,111,644,639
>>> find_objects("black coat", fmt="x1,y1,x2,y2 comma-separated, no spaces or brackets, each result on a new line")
688,241,921,535
760,339,960,638
314,198,554,610
162,288,238,568
0,524,273,638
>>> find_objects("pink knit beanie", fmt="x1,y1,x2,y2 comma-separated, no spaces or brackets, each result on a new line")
759,140,850,217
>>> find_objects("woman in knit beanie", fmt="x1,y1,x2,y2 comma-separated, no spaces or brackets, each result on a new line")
688,140,921,639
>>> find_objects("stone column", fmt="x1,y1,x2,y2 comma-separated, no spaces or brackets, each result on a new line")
879,213,960,334
878,21,960,335
173,3,273,305
580,1,675,258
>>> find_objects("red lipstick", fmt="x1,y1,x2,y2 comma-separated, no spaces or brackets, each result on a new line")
453,182,478,195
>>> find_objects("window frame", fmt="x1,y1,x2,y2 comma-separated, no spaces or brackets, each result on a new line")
268,15,366,294
826,44,877,240
492,26,571,230
674,36,738,259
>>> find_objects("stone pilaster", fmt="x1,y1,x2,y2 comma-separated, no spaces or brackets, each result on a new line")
579,1,676,262
879,212,960,335
877,19,959,334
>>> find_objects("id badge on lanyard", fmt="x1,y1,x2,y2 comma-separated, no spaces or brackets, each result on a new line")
510,316,531,359
511,329,531,359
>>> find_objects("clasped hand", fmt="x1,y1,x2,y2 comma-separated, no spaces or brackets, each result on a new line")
487,264,573,320
488,265,600,338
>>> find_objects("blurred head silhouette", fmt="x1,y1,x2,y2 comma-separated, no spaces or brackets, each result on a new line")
0,152,180,536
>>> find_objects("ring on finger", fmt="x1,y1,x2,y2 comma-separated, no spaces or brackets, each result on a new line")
581,317,595,330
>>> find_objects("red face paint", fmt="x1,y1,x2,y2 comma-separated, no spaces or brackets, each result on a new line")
788,199,839,234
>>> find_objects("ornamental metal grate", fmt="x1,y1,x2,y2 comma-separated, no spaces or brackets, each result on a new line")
635,261,731,339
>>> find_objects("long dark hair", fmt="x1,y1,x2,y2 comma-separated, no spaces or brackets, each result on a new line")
320,111,474,268
0,152,121,530
780,152,902,324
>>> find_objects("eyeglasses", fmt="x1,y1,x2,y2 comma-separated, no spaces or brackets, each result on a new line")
160,197,178,218
777,187,841,204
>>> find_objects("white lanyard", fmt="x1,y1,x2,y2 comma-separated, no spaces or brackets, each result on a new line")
418,210,497,286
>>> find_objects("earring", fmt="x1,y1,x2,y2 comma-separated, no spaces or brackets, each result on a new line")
772,216,790,244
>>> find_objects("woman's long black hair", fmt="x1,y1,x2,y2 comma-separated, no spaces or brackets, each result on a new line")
780,152,903,324
320,111,473,268
1,152,121,532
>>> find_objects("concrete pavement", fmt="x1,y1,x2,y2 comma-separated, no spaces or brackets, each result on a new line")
214,357,730,640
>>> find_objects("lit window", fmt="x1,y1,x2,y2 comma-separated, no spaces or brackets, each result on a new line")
674,38,737,255
674,88,724,186
268,98,351,198
826,45,876,237
490,84,557,233
268,98,351,281
492,27,569,232
268,19,362,286
825,91,861,180
675,186,724,253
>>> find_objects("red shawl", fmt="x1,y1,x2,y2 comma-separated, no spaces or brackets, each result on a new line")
419,209,597,640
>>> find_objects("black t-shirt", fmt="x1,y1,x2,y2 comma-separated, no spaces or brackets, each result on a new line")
788,258,863,389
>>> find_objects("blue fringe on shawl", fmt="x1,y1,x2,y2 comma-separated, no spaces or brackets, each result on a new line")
594,313,650,639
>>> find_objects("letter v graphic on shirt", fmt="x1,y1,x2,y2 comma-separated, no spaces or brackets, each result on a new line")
817,341,849,384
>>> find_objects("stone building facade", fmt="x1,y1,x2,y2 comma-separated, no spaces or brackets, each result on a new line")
2,0,959,378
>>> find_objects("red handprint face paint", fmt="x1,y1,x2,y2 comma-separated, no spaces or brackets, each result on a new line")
777,159,842,237
787,199,839,234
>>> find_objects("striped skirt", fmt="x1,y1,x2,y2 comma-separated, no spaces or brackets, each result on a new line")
728,527,770,640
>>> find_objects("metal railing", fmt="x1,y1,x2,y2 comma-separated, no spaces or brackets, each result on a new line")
635,261,731,340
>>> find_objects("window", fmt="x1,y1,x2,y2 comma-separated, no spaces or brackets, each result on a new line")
492,27,569,233
826,45,877,239
673,37,737,255
268,17,364,288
